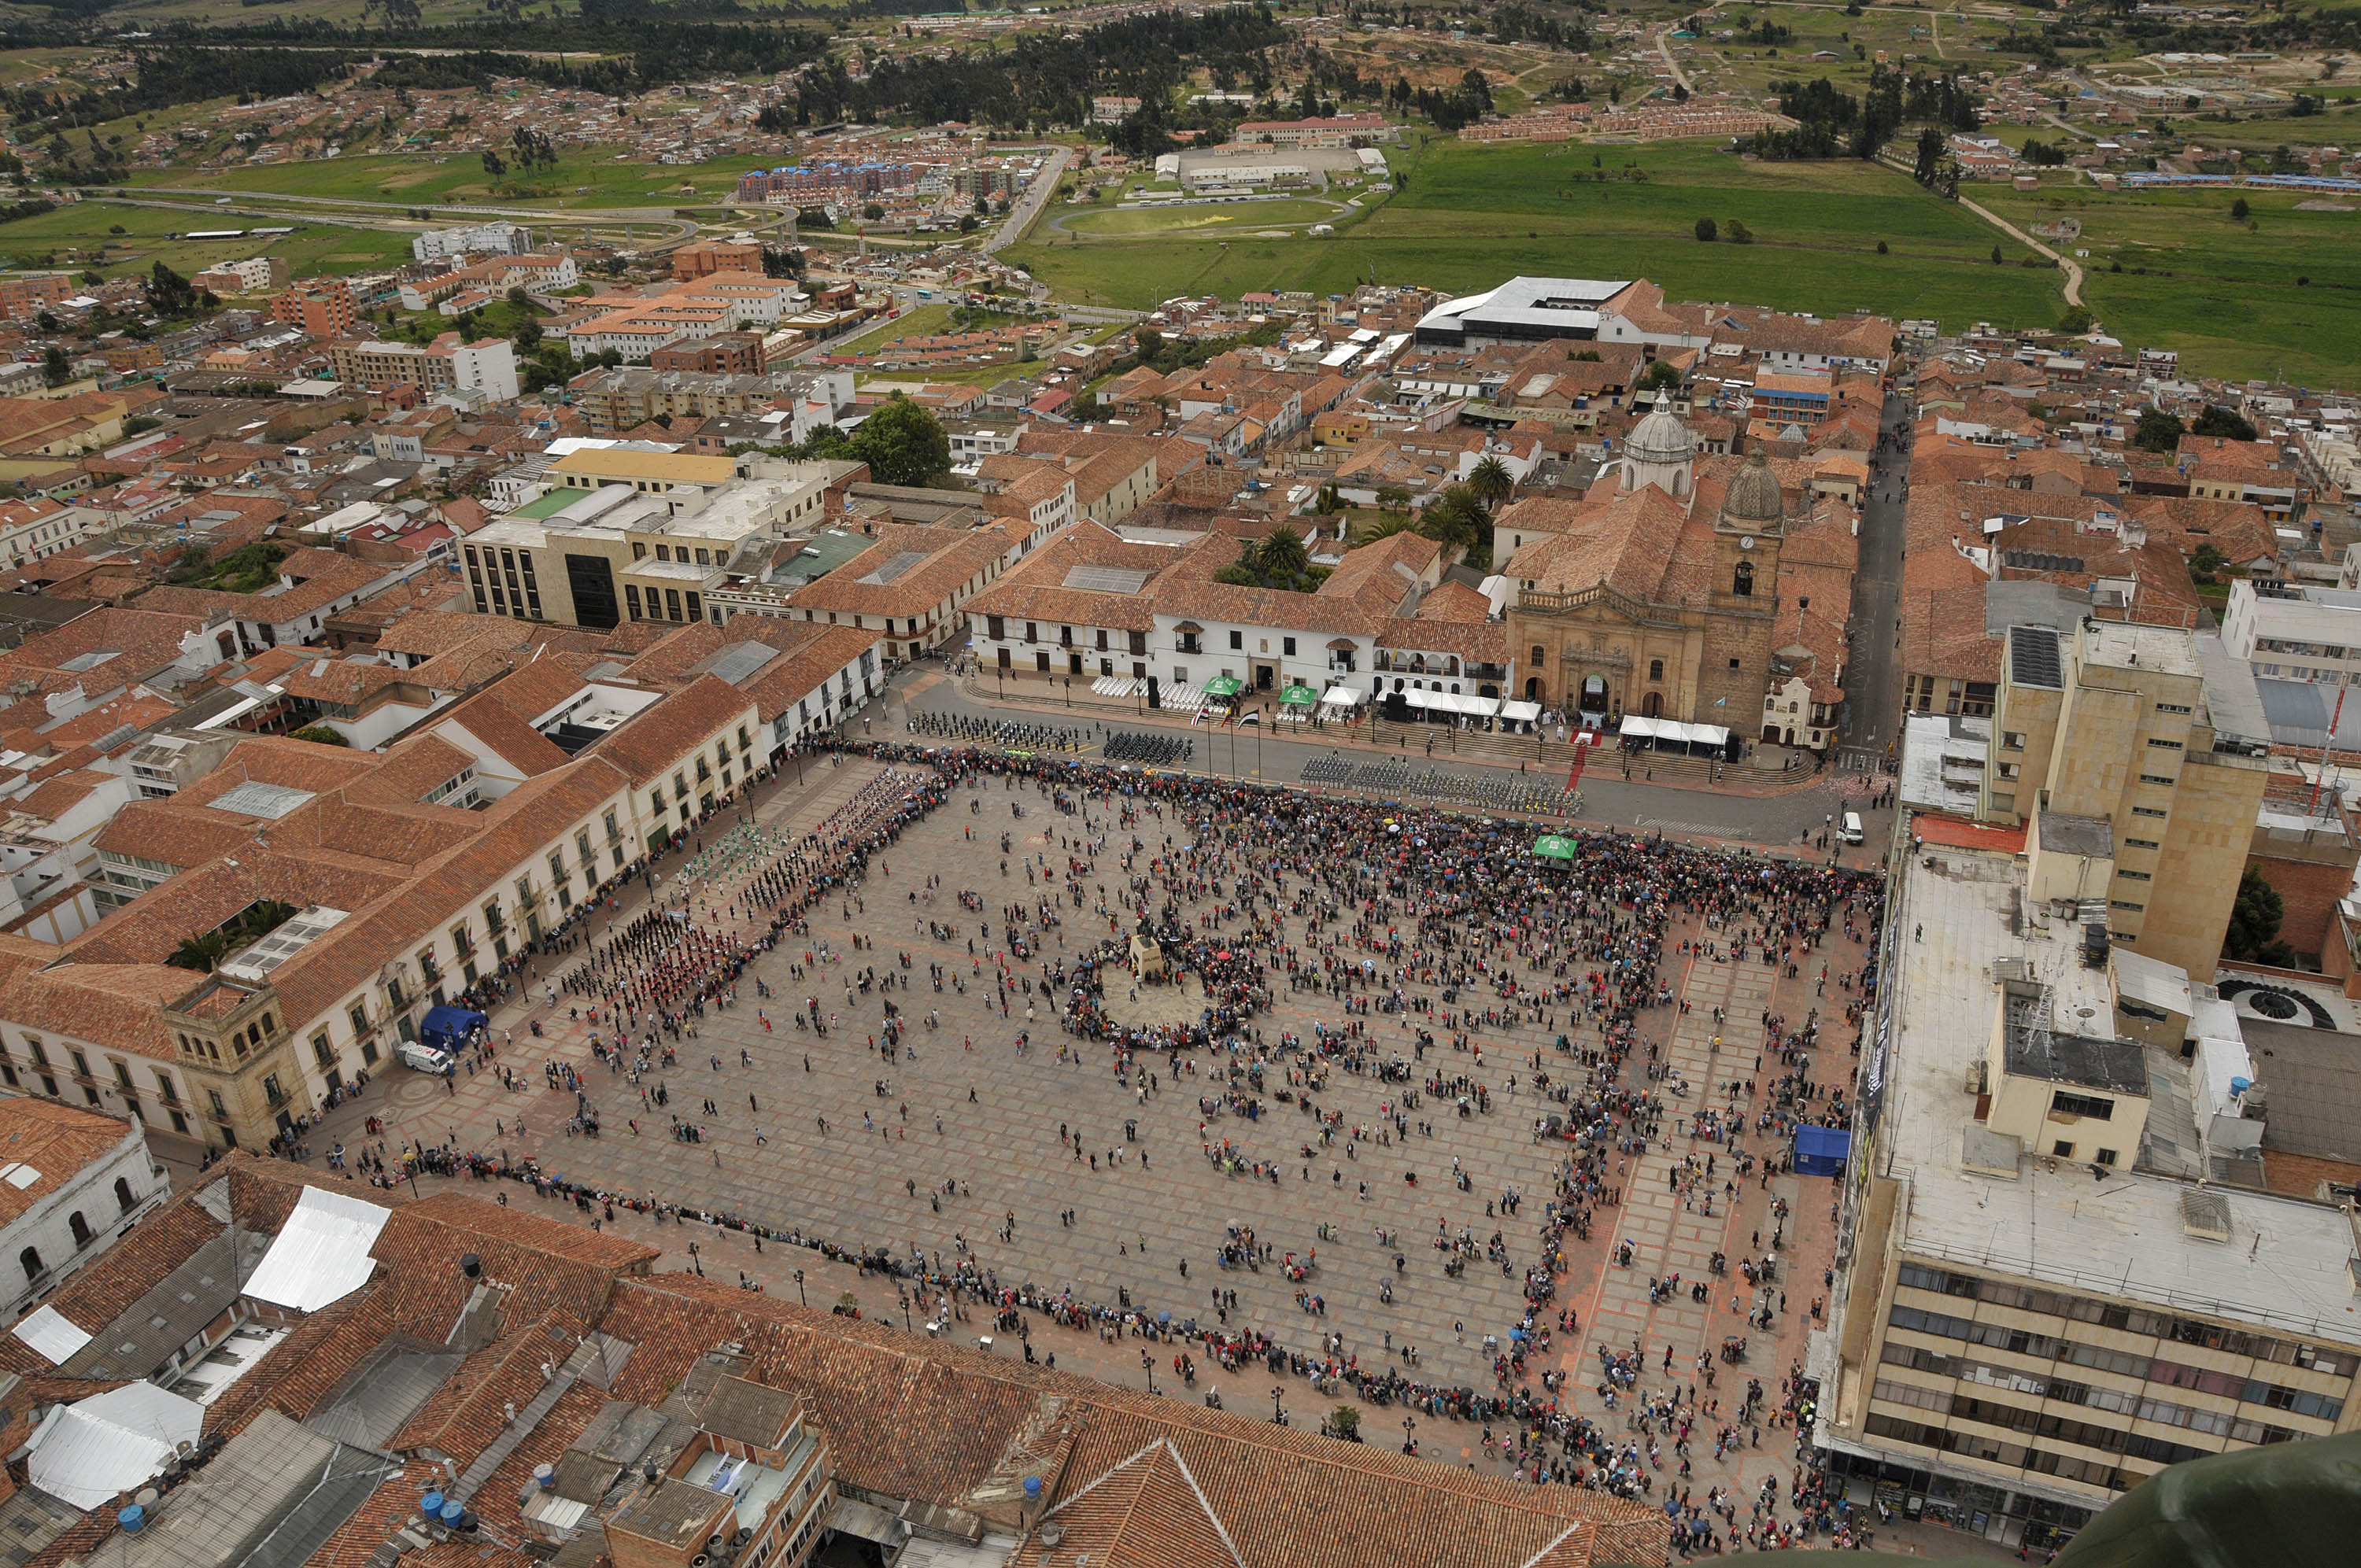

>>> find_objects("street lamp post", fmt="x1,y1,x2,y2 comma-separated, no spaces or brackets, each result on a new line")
793,1267,805,1306
1269,1385,1287,1426
1402,1415,1418,1455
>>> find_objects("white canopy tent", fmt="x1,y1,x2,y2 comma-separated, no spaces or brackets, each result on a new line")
1319,685,1365,707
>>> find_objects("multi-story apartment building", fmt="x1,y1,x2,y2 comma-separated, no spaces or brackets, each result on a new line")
190,256,288,295
327,336,518,400
411,220,531,263
268,278,357,340
1817,803,2361,1555
1979,618,2269,977
0,271,74,321
2219,578,2361,687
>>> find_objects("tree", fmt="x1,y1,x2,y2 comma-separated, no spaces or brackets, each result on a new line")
1468,456,1514,511
2132,407,2185,453
2223,864,2297,967
849,396,951,486
146,260,200,317
2230,196,2250,220
2193,404,2258,441
40,345,70,388
289,723,349,747
1990,243,2004,264
1913,125,1944,186
481,149,507,181
1635,359,1683,395
1417,485,1488,552
1694,216,1718,242
2056,304,2093,335
1724,220,1753,244
1326,1404,1362,1441
2189,543,2226,583
167,931,230,973
861,202,886,221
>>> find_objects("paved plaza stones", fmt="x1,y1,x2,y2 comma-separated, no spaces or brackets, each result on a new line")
334,748,1874,1506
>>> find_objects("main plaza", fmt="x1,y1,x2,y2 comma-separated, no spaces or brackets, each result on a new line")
317,725,1883,1520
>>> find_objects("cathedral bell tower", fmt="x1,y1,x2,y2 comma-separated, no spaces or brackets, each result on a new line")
1712,446,1786,609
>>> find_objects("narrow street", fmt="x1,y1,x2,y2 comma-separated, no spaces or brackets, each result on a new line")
1841,392,1913,760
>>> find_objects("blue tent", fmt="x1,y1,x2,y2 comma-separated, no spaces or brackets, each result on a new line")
1793,1124,1852,1177
419,1005,487,1053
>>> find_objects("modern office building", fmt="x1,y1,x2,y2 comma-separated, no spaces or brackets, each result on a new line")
1979,618,2270,978
461,459,833,629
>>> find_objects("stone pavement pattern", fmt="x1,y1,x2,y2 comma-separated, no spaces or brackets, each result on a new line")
312,754,1864,1503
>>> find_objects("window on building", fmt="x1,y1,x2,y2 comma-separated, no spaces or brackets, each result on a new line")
2052,1140,2075,1159
1229,629,1243,651
2052,1091,2115,1120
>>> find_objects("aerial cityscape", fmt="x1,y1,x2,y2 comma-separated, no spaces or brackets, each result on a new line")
0,1,2349,1566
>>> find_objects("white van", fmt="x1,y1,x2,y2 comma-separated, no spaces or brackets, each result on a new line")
1839,811,1865,845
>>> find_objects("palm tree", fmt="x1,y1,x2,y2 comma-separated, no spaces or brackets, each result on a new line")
168,931,229,973
1468,455,1513,510
1254,526,1311,583
1417,485,1487,551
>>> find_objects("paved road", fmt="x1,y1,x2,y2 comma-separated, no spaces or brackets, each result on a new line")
1840,393,1913,760
889,670,1881,854
985,144,1072,255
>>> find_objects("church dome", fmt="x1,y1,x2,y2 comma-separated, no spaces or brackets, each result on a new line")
1722,446,1784,526
1623,391,1696,467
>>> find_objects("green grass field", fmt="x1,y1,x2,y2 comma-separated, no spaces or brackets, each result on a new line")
0,198,411,283
1011,137,2064,329
1980,179,2361,386
1057,197,1343,238
126,149,780,211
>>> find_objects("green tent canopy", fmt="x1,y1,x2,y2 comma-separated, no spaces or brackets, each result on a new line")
1532,835,1577,861
1203,675,1243,698
1278,683,1321,707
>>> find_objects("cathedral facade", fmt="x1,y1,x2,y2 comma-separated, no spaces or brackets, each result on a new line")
1500,395,1796,732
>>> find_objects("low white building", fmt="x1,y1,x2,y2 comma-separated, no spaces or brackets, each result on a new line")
2219,577,2361,685
0,1098,168,1319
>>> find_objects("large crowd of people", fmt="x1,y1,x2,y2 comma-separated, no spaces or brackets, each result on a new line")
346,741,1887,1552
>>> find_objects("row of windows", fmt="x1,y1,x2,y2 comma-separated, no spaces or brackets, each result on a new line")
626,584,704,623
985,617,1151,655
1889,1298,2351,1418
0,1045,198,1138
1879,1346,2302,1444
1863,1411,2206,1492
1894,1264,2359,1374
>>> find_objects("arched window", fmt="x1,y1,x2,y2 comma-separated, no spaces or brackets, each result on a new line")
68,1212,91,1249
1649,659,1664,682
114,1176,135,1214
1733,561,1754,597
18,1246,39,1283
